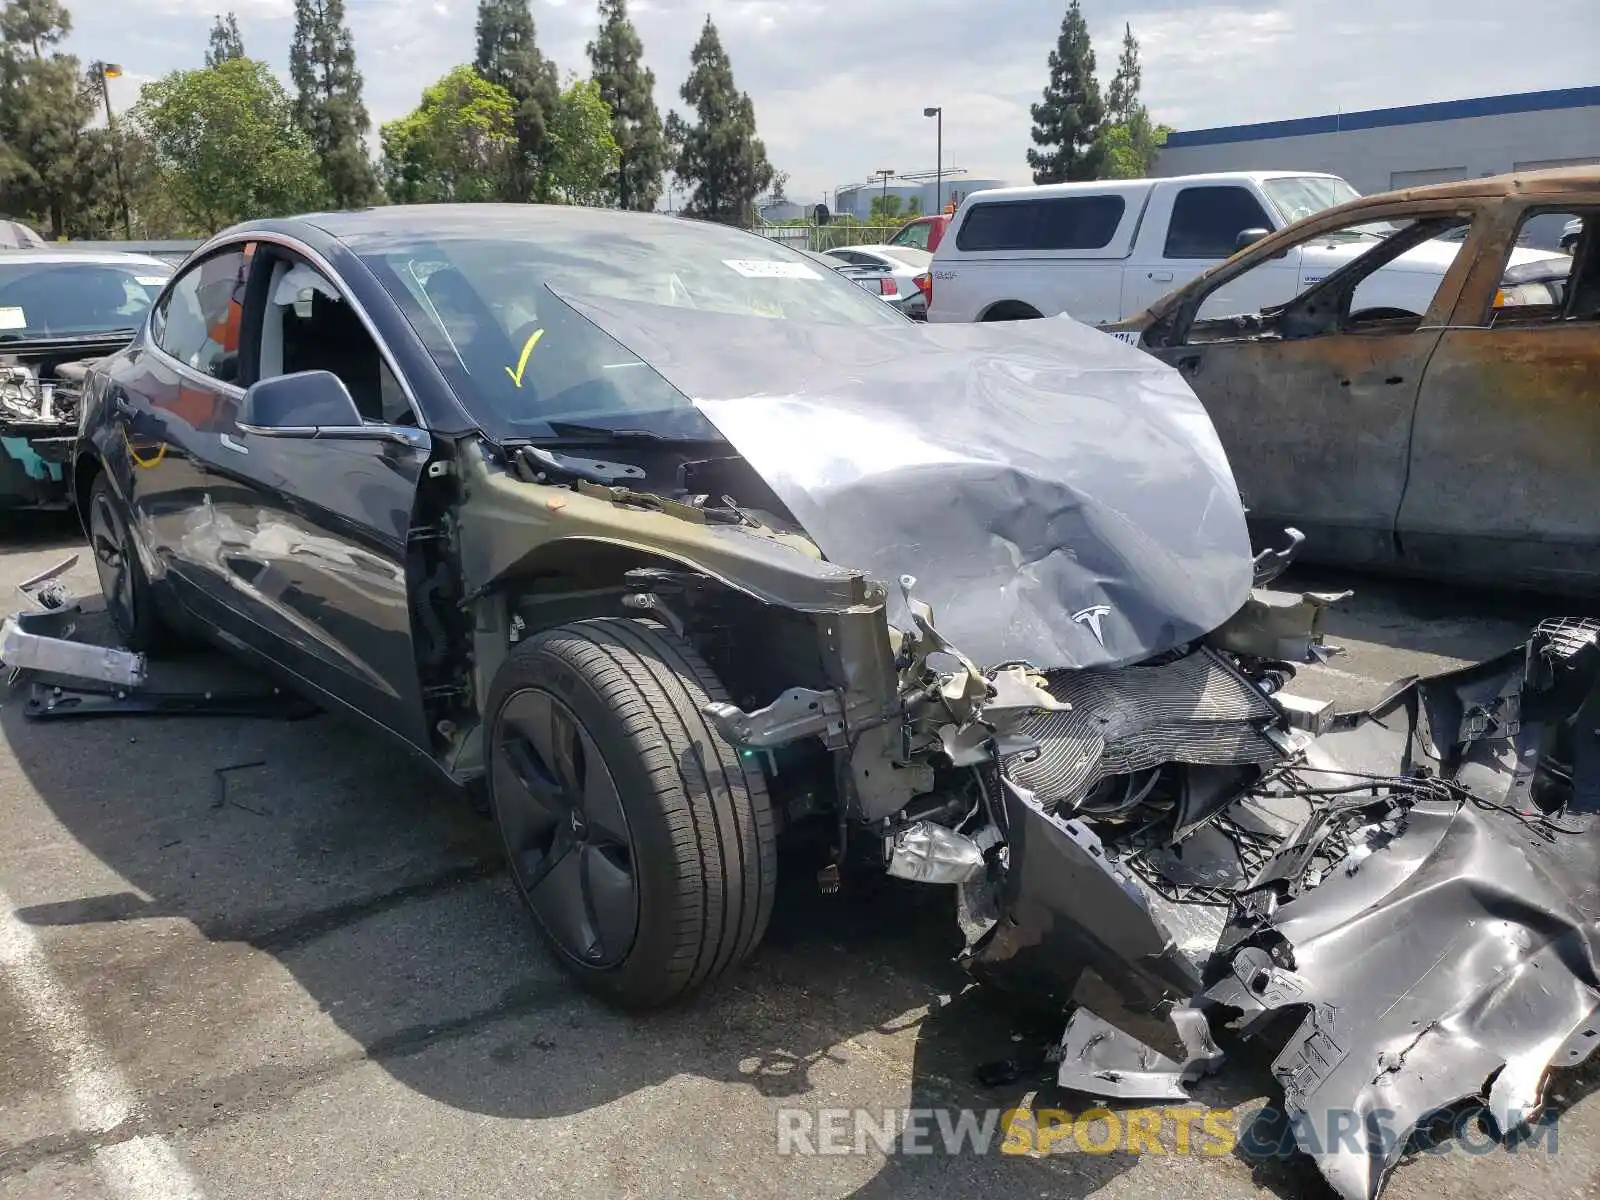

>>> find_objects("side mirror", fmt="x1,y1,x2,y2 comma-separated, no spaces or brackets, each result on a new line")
1235,227,1272,251
238,370,363,437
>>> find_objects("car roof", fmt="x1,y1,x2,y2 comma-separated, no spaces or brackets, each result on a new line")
0,247,174,270
292,203,724,242
960,171,1347,206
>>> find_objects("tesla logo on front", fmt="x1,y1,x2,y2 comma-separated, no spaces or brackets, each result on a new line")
1073,605,1112,647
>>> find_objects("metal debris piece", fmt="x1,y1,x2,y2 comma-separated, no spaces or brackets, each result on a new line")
0,610,146,687
886,821,986,884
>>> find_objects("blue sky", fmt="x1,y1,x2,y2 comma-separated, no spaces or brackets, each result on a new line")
60,0,1599,203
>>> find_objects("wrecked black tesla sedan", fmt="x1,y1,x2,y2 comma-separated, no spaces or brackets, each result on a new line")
0,248,173,509
67,205,1598,1200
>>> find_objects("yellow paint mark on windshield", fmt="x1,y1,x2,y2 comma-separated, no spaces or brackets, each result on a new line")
505,327,545,388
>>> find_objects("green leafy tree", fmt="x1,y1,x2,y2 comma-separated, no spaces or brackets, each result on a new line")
868,192,920,223
206,12,244,67
289,0,379,208
542,76,620,206
587,0,664,211
1093,23,1168,178
474,0,560,200
665,17,772,225
0,1,107,236
132,58,327,233
1027,0,1104,184
379,66,516,204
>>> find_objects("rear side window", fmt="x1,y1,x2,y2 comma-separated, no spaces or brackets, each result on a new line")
955,196,1126,252
1165,186,1275,259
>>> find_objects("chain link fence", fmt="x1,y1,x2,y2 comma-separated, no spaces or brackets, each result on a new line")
749,224,908,252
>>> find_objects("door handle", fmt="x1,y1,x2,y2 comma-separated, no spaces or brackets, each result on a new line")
1149,271,1174,282
220,432,249,455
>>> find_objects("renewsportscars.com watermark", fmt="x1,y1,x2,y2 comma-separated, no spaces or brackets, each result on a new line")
775,1105,1563,1159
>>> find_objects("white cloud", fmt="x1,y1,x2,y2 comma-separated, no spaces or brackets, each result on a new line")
57,0,1600,201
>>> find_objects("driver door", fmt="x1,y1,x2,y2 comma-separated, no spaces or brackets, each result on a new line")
196,245,435,748
1140,205,1481,567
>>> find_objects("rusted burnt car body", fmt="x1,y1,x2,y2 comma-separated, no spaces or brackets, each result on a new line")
68,207,1599,1200
1108,167,1600,593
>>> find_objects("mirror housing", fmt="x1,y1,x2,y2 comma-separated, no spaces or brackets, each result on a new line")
238,370,364,437
1235,227,1272,251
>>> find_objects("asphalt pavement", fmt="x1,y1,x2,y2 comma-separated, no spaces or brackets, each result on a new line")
0,515,1595,1200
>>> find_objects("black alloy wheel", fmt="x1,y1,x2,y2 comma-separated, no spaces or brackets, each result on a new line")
494,688,639,969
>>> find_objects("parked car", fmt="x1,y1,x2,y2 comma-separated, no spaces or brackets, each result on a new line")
797,246,922,319
821,245,932,318
1104,166,1600,592
75,203,1269,1011
886,213,948,253
925,171,1556,325
0,219,47,250
0,248,174,509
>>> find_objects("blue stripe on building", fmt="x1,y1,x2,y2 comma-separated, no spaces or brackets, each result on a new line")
1165,86,1600,149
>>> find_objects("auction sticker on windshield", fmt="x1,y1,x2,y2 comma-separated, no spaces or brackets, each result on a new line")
0,306,25,330
724,259,821,280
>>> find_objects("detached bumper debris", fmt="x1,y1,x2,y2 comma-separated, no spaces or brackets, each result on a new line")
1,562,317,721
965,614,1600,1200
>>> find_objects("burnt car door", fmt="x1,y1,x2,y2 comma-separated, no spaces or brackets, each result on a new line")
1397,201,1600,588
181,242,434,747
1136,204,1480,568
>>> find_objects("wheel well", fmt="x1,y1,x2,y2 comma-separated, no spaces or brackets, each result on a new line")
981,301,1043,321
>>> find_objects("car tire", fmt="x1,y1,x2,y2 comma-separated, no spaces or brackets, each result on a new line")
485,617,776,1008
87,472,175,654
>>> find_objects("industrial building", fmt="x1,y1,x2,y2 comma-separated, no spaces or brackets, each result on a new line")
830,173,1011,222
1155,86,1600,198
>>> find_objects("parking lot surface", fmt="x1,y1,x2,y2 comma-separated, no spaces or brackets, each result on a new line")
1,517,1595,1200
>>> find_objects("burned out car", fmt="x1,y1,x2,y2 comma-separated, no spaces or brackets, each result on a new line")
0,249,173,509
1106,166,1600,594
68,206,1599,1200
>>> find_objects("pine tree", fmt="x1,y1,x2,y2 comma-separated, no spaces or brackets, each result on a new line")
0,0,70,58
587,0,664,211
205,12,244,67
289,0,379,208
1095,23,1168,179
1027,0,1105,184
473,0,559,200
665,17,771,225
1103,23,1140,126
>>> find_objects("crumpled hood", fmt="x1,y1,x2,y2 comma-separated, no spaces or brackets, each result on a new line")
561,295,1254,669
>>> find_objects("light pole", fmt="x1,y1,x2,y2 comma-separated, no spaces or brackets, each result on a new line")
91,61,131,239
874,168,894,223
923,106,942,215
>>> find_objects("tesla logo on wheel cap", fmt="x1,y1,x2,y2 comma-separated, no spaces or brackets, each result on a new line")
1072,605,1112,648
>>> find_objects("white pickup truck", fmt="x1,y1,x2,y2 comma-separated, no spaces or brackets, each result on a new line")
925,171,1551,325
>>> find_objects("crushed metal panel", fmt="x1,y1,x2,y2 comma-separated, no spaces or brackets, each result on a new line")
556,293,1254,671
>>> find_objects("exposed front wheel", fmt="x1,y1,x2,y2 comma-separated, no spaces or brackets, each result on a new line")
87,472,176,653
485,618,776,1007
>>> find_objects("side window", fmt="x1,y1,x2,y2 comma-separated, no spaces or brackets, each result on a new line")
256,255,412,426
1164,187,1275,259
154,246,252,382
1181,213,1474,343
955,196,1125,252
892,220,930,251
1488,209,1595,326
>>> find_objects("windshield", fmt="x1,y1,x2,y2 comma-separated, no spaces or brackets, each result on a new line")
1261,176,1362,226
356,215,905,440
0,260,169,340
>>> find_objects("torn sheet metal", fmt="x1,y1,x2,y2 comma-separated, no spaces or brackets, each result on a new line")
557,292,1253,671
1056,1005,1223,1100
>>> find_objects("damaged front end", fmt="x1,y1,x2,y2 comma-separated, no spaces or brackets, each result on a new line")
0,342,108,508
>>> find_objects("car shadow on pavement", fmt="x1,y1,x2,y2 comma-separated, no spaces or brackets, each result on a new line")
0,616,1144,1197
